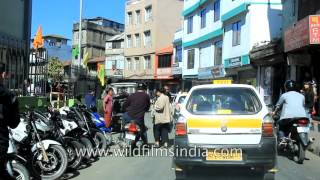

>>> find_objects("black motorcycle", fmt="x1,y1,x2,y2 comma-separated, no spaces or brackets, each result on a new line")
11,107,68,179
34,109,84,169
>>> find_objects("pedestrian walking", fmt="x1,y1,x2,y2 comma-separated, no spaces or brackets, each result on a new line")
103,88,113,128
301,81,314,120
154,88,172,148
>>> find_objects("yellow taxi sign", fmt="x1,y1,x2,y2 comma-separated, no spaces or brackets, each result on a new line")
213,79,232,84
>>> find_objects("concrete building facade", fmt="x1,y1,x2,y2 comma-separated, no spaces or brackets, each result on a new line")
181,0,283,90
105,33,125,80
124,0,183,85
43,34,72,61
0,0,32,91
72,17,124,65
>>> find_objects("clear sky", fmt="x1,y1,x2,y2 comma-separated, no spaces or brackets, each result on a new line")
31,0,126,40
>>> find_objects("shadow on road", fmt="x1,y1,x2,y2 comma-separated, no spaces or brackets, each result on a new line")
180,167,265,180
61,170,80,180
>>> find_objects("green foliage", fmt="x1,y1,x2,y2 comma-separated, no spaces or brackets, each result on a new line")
48,57,64,82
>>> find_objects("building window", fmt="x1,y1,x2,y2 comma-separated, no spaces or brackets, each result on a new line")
200,9,207,29
127,58,132,70
145,6,152,22
144,56,151,69
214,40,223,65
232,21,241,46
112,41,121,49
135,33,141,47
135,57,140,70
175,45,182,63
144,30,151,47
187,16,193,34
127,12,133,25
214,0,220,22
158,54,172,68
136,10,141,24
187,49,195,69
127,35,132,48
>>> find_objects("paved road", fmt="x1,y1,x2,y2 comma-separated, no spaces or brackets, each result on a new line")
63,114,320,180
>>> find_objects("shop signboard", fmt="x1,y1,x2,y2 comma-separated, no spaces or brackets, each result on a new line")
211,65,225,78
285,15,320,52
310,15,320,44
198,67,214,79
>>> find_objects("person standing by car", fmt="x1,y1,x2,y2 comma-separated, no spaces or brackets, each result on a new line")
0,63,20,179
301,81,314,120
154,88,171,148
123,83,150,144
103,88,113,128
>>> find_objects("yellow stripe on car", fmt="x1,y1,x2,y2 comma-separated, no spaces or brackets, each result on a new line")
188,118,262,128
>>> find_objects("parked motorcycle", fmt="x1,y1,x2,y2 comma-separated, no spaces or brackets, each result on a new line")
6,133,30,180
34,109,84,169
72,105,108,151
11,107,68,179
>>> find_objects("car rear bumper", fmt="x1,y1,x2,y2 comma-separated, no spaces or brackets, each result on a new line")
173,136,277,170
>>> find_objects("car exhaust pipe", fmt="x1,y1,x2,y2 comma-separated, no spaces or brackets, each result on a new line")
172,164,183,172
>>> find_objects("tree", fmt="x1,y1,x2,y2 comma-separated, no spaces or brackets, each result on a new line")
48,57,64,82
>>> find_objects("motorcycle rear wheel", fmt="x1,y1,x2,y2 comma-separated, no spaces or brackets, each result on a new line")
294,143,305,164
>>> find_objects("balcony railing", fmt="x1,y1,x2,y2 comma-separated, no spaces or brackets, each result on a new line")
126,0,141,5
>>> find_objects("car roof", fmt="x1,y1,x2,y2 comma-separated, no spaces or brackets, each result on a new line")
189,84,256,91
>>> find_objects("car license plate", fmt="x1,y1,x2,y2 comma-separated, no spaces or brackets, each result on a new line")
125,133,136,140
297,127,310,133
206,149,243,161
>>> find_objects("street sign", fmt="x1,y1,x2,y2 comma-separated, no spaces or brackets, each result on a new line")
310,15,320,44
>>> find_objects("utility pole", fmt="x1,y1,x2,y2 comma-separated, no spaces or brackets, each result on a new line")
78,0,83,66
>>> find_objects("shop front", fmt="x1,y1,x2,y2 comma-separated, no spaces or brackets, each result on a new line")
250,41,286,105
284,15,320,115
224,55,256,85
197,65,226,85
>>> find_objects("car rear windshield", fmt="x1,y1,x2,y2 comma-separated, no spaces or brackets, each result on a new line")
186,87,262,115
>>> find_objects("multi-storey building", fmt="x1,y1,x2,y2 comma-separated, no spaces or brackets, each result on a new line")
124,0,183,89
42,34,72,61
0,0,32,91
173,29,184,91
72,17,124,65
181,0,283,90
105,33,125,80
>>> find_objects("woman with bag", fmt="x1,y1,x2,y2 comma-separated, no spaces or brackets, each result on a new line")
153,88,172,148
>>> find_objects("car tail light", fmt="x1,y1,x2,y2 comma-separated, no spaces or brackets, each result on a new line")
176,116,187,136
298,119,309,126
262,115,274,137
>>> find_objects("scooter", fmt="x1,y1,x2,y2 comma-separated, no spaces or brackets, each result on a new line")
275,116,312,164
118,120,144,156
